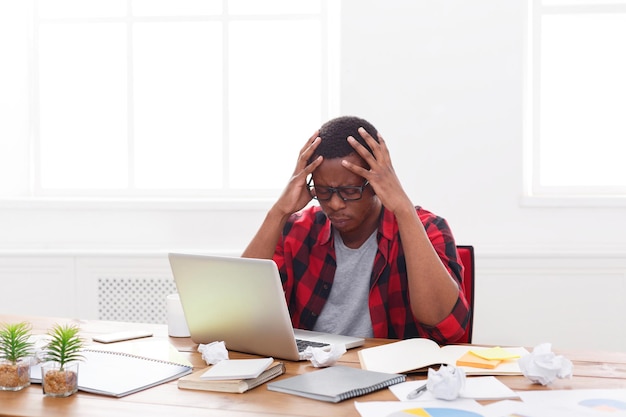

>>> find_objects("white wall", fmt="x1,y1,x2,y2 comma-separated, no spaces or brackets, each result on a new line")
1,0,625,351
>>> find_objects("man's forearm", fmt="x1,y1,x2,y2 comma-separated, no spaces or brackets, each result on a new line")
241,207,291,259
395,206,460,325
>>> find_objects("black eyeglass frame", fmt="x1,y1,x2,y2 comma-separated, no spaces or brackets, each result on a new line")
307,177,370,201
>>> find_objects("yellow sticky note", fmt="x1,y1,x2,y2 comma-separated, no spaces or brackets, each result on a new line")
456,351,501,369
469,346,520,361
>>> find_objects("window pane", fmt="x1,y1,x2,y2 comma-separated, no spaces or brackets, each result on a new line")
0,2,30,196
229,0,320,15
133,22,223,189
38,0,126,19
38,23,128,189
539,14,626,187
25,1,333,198
229,20,322,189
132,0,222,16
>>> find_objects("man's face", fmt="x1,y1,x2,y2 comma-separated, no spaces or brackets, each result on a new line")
310,153,380,236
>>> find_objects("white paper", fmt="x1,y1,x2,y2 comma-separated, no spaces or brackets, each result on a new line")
518,389,626,415
197,341,229,365
200,357,274,380
483,399,589,417
518,342,572,385
427,365,465,400
390,376,518,402
302,344,346,367
459,377,518,400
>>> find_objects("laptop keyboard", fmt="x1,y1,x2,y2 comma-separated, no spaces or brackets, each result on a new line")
295,338,329,352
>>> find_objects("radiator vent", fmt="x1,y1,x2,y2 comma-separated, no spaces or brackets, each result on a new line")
98,277,177,324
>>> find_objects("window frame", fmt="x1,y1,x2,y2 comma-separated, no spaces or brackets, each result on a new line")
6,0,340,207
523,0,626,207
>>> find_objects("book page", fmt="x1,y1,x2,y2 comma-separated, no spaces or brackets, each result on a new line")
358,338,446,374
200,358,274,380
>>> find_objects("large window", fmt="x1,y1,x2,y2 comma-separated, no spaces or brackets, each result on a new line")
0,0,337,200
526,0,626,202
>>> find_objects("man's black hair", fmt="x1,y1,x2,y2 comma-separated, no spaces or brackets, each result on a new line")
309,116,379,163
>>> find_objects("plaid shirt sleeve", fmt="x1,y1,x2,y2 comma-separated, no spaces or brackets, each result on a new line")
273,205,470,343
370,207,470,343
273,206,336,330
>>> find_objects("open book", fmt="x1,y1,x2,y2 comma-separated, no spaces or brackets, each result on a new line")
358,338,529,375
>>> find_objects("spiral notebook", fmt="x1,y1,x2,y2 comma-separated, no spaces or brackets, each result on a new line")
30,349,192,397
267,365,405,403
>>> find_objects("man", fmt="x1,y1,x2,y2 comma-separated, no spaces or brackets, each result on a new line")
242,116,469,343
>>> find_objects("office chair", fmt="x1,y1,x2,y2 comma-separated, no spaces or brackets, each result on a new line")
456,245,475,344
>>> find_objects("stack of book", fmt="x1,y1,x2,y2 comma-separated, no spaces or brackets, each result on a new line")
177,357,285,394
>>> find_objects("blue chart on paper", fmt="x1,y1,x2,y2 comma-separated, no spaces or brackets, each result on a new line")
387,408,483,417
579,398,626,412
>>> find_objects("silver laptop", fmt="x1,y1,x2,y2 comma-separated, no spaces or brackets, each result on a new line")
168,253,364,361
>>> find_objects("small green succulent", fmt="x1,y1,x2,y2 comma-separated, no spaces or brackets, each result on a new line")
0,321,34,364
44,324,85,371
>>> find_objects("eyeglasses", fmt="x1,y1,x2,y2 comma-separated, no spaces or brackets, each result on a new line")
307,177,370,201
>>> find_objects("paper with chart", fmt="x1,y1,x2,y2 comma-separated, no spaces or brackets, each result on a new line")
518,389,626,414
354,399,487,417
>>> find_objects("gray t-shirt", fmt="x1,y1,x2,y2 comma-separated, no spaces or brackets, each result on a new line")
312,229,377,338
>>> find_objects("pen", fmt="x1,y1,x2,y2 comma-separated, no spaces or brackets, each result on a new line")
406,383,427,399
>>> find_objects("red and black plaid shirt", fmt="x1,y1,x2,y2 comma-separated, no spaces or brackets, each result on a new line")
273,205,470,343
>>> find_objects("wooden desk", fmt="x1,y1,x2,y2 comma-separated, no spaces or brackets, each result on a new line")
2,314,626,417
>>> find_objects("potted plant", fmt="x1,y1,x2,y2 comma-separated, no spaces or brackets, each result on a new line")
41,324,85,397
0,321,34,391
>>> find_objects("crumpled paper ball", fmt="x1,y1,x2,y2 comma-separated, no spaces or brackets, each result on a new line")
518,342,573,385
302,344,346,367
426,364,466,400
197,341,229,365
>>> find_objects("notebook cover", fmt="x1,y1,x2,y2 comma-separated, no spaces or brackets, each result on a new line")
267,365,405,403
31,349,192,397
